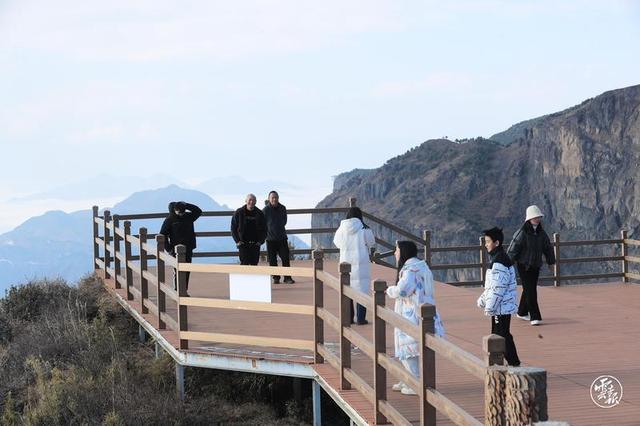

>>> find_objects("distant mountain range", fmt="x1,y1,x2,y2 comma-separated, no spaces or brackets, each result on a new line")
10,174,297,203
0,185,307,293
10,174,187,202
312,84,640,281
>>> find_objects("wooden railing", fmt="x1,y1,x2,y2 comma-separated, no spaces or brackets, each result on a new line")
90,206,594,425
94,212,316,351
92,201,640,287
312,251,549,426
418,230,640,287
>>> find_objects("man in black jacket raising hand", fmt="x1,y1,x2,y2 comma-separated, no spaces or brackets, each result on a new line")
159,201,202,291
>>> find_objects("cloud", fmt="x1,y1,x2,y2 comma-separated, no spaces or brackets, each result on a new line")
0,1,402,63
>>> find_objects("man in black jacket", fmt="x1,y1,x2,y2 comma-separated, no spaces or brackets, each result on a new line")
263,191,295,284
159,201,202,291
231,194,266,265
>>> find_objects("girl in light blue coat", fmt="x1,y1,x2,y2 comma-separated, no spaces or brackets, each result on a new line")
386,241,445,395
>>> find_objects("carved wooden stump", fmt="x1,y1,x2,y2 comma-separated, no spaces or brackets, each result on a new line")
485,366,507,426
505,367,548,425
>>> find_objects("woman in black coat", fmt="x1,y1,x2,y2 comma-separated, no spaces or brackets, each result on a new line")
507,205,556,326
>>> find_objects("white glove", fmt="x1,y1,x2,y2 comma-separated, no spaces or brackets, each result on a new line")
476,296,485,308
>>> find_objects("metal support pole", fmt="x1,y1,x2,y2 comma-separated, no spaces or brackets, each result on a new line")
175,363,185,401
312,381,322,426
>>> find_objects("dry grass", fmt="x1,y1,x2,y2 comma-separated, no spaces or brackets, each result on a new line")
0,275,312,425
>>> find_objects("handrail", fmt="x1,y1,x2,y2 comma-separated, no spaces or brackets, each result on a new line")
376,305,420,341
158,251,177,267
558,238,622,246
375,238,395,250
425,388,482,426
179,331,314,351
362,212,427,246
342,327,374,359
342,285,372,310
431,245,479,253
111,206,350,221
559,255,624,264
315,270,340,292
317,308,340,332
177,263,314,277
180,297,313,315
425,334,485,380
431,262,482,270
624,238,640,246
538,272,623,281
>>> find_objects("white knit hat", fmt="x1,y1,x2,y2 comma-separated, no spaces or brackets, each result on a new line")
525,205,544,222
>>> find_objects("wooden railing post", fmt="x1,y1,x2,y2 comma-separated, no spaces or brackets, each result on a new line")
553,233,560,287
423,230,432,266
176,244,189,350
419,303,436,426
139,227,149,313
112,214,121,288
621,230,628,283
479,236,487,283
123,221,134,300
312,249,324,364
483,334,505,366
92,206,100,271
505,367,548,424
155,235,167,329
339,262,352,390
348,197,357,207
484,334,507,426
103,210,111,280
372,280,388,425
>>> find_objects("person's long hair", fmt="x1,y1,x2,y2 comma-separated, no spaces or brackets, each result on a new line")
345,207,369,229
396,240,418,283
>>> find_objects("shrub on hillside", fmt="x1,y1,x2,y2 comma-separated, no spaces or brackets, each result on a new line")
0,275,310,425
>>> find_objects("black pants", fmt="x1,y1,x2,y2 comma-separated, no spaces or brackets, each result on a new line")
239,243,260,265
350,301,367,323
266,240,291,281
517,264,542,321
172,248,193,291
491,315,520,366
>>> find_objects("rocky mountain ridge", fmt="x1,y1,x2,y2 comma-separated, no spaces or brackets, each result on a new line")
312,85,640,281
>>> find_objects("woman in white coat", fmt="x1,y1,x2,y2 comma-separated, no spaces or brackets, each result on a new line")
333,207,375,325
386,241,445,395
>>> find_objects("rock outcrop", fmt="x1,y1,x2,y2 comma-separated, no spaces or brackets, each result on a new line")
312,85,640,281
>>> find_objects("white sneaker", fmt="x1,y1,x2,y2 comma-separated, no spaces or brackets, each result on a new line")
392,382,405,392
530,320,543,326
516,314,530,321
401,386,417,395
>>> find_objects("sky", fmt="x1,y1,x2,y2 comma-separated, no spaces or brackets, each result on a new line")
1,0,639,230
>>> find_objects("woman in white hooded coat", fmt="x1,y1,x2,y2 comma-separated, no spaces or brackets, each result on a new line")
386,241,445,395
333,207,375,324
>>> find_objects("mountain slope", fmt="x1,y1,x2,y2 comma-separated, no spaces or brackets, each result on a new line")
0,185,307,292
312,85,640,279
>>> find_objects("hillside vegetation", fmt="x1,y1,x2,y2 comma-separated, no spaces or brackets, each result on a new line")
0,276,313,425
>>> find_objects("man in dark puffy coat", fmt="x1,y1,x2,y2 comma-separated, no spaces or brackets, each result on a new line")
159,201,202,291
507,205,556,326
262,191,294,284
231,194,266,265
